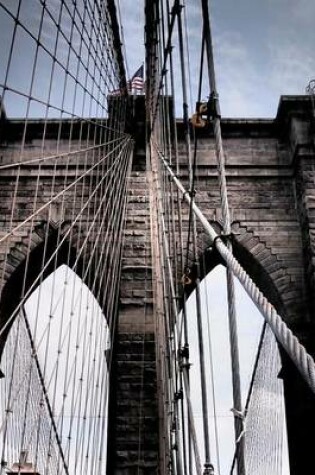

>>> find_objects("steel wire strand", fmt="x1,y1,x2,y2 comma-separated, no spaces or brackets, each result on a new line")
191,29,222,474
49,142,131,427
156,181,184,475
165,6,191,465
159,104,191,475
157,148,315,394
176,4,213,472
13,144,131,472
1,313,64,475
201,251,221,474
229,323,267,475
21,307,70,475
0,137,129,245
197,1,245,472
0,138,132,341
151,140,204,475
0,1,127,141
0,137,125,170
36,144,131,392
8,147,120,340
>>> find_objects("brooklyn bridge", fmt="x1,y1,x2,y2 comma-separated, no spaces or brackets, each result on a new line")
0,0,314,474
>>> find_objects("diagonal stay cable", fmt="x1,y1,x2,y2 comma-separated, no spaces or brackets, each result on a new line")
156,146,315,395
229,323,267,475
0,136,124,171
0,138,132,340
21,306,70,475
0,136,129,245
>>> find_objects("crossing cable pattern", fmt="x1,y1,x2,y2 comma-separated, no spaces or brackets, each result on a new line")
146,1,216,473
229,324,285,475
159,152,315,395
0,0,132,473
0,1,314,474
146,0,315,474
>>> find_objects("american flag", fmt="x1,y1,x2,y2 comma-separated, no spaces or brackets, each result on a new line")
109,65,144,96
128,65,144,92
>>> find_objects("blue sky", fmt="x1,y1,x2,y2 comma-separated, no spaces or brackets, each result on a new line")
0,1,308,471
1,0,314,118
119,0,315,117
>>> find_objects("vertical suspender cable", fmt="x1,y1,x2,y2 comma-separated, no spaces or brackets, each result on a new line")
199,1,245,473
177,5,213,474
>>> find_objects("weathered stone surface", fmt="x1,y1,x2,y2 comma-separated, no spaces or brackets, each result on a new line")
1,96,315,474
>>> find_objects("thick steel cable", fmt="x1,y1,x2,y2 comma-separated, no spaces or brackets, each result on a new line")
166,11,190,466
156,180,184,475
157,149,315,394
157,7,185,466
153,149,181,474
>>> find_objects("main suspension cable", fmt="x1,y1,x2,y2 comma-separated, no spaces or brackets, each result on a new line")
157,148,315,395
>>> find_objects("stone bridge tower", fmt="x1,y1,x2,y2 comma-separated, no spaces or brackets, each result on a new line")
0,95,315,474
108,94,315,474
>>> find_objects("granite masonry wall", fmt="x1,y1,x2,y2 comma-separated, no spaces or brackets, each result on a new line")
0,96,315,474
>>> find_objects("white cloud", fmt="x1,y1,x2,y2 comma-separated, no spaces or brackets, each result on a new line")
212,31,271,117
267,0,315,25
267,35,315,95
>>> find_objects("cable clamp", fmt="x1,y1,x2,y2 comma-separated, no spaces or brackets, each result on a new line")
181,361,191,371
207,91,221,120
178,344,190,360
178,353,191,371
174,389,183,401
230,407,245,420
203,463,215,475
182,190,190,201
172,1,183,16
191,112,206,128
182,189,196,201
212,233,233,248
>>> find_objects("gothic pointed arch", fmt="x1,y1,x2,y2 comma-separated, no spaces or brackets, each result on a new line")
0,220,112,360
